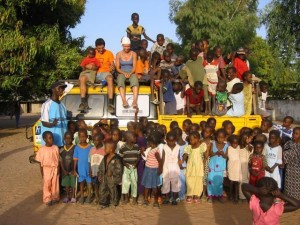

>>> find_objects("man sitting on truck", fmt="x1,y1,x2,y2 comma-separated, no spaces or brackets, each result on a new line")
78,38,115,113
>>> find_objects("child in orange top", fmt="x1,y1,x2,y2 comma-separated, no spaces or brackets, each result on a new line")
135,49,149,80
35,131,60,206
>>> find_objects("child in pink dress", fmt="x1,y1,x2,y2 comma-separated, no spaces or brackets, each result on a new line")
35,131,60,206
242,177,300,225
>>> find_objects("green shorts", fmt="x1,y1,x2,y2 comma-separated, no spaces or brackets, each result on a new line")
79,70,96,83
117,74,139,88
61,175,76,187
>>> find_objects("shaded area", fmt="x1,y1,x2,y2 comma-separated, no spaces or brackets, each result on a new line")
0,145,32,161
0,191,68,225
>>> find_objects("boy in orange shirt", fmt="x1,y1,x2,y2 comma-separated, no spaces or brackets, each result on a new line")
136,49,149,80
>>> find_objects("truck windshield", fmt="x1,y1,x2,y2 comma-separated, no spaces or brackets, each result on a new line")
62,94,105,119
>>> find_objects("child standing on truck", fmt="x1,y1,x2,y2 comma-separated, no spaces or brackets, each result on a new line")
162,69,177,115
73,129,93,204
36,131,60,206
60,131,76,203
243,71,253,115
126,13,155,53
203,50,219,112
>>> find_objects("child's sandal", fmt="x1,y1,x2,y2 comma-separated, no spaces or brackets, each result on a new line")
62,197,69,203
142,200,149,207
153,202,160,209
78,197,85,205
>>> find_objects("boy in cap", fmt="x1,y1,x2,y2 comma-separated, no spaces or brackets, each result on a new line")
233,47,249,80
40,81,68,147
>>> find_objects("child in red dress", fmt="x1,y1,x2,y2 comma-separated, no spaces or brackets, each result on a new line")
248,141,267,185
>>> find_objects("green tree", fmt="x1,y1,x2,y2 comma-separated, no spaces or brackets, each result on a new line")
262,0,300,65
0,0,85,100
169,0,259,53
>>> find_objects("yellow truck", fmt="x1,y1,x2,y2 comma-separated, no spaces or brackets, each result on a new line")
27,81,262,161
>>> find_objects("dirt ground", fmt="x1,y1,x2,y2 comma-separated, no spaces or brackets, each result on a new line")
0,114,299,225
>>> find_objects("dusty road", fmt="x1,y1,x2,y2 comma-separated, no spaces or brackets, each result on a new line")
0,114,299,225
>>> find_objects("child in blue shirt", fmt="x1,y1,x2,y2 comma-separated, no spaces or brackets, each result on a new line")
161,69,176,115
73,128,93,204
273,116,294,140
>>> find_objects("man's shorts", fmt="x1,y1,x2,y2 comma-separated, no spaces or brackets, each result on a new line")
78,175,92,183
95,72,111,83
79,70,96,83
61,175,76,187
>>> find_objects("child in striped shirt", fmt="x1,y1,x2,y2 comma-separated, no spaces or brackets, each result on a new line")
141,131,163,208
119,131,140,205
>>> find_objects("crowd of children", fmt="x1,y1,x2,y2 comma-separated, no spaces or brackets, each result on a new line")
35,12,300,224
78,13,272,118
36,114,300,221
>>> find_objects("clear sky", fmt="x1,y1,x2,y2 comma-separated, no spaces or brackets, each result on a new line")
70,0,271,54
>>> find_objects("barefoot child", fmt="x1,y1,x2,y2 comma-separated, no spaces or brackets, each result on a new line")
174,127,188,201
73,129,93,204
201,126,213,201
227,135,241,204
161,132,181,205
141,131,163,208
88,133,105,204
119,131,140,205
207,129,228,203
242,177,300,225
182,131,209,203
248,141,267,186
36,131,60,205
283,127,300,200
239,131,253,200
98,140,123,209
264,130,282,189
60,131,76,203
